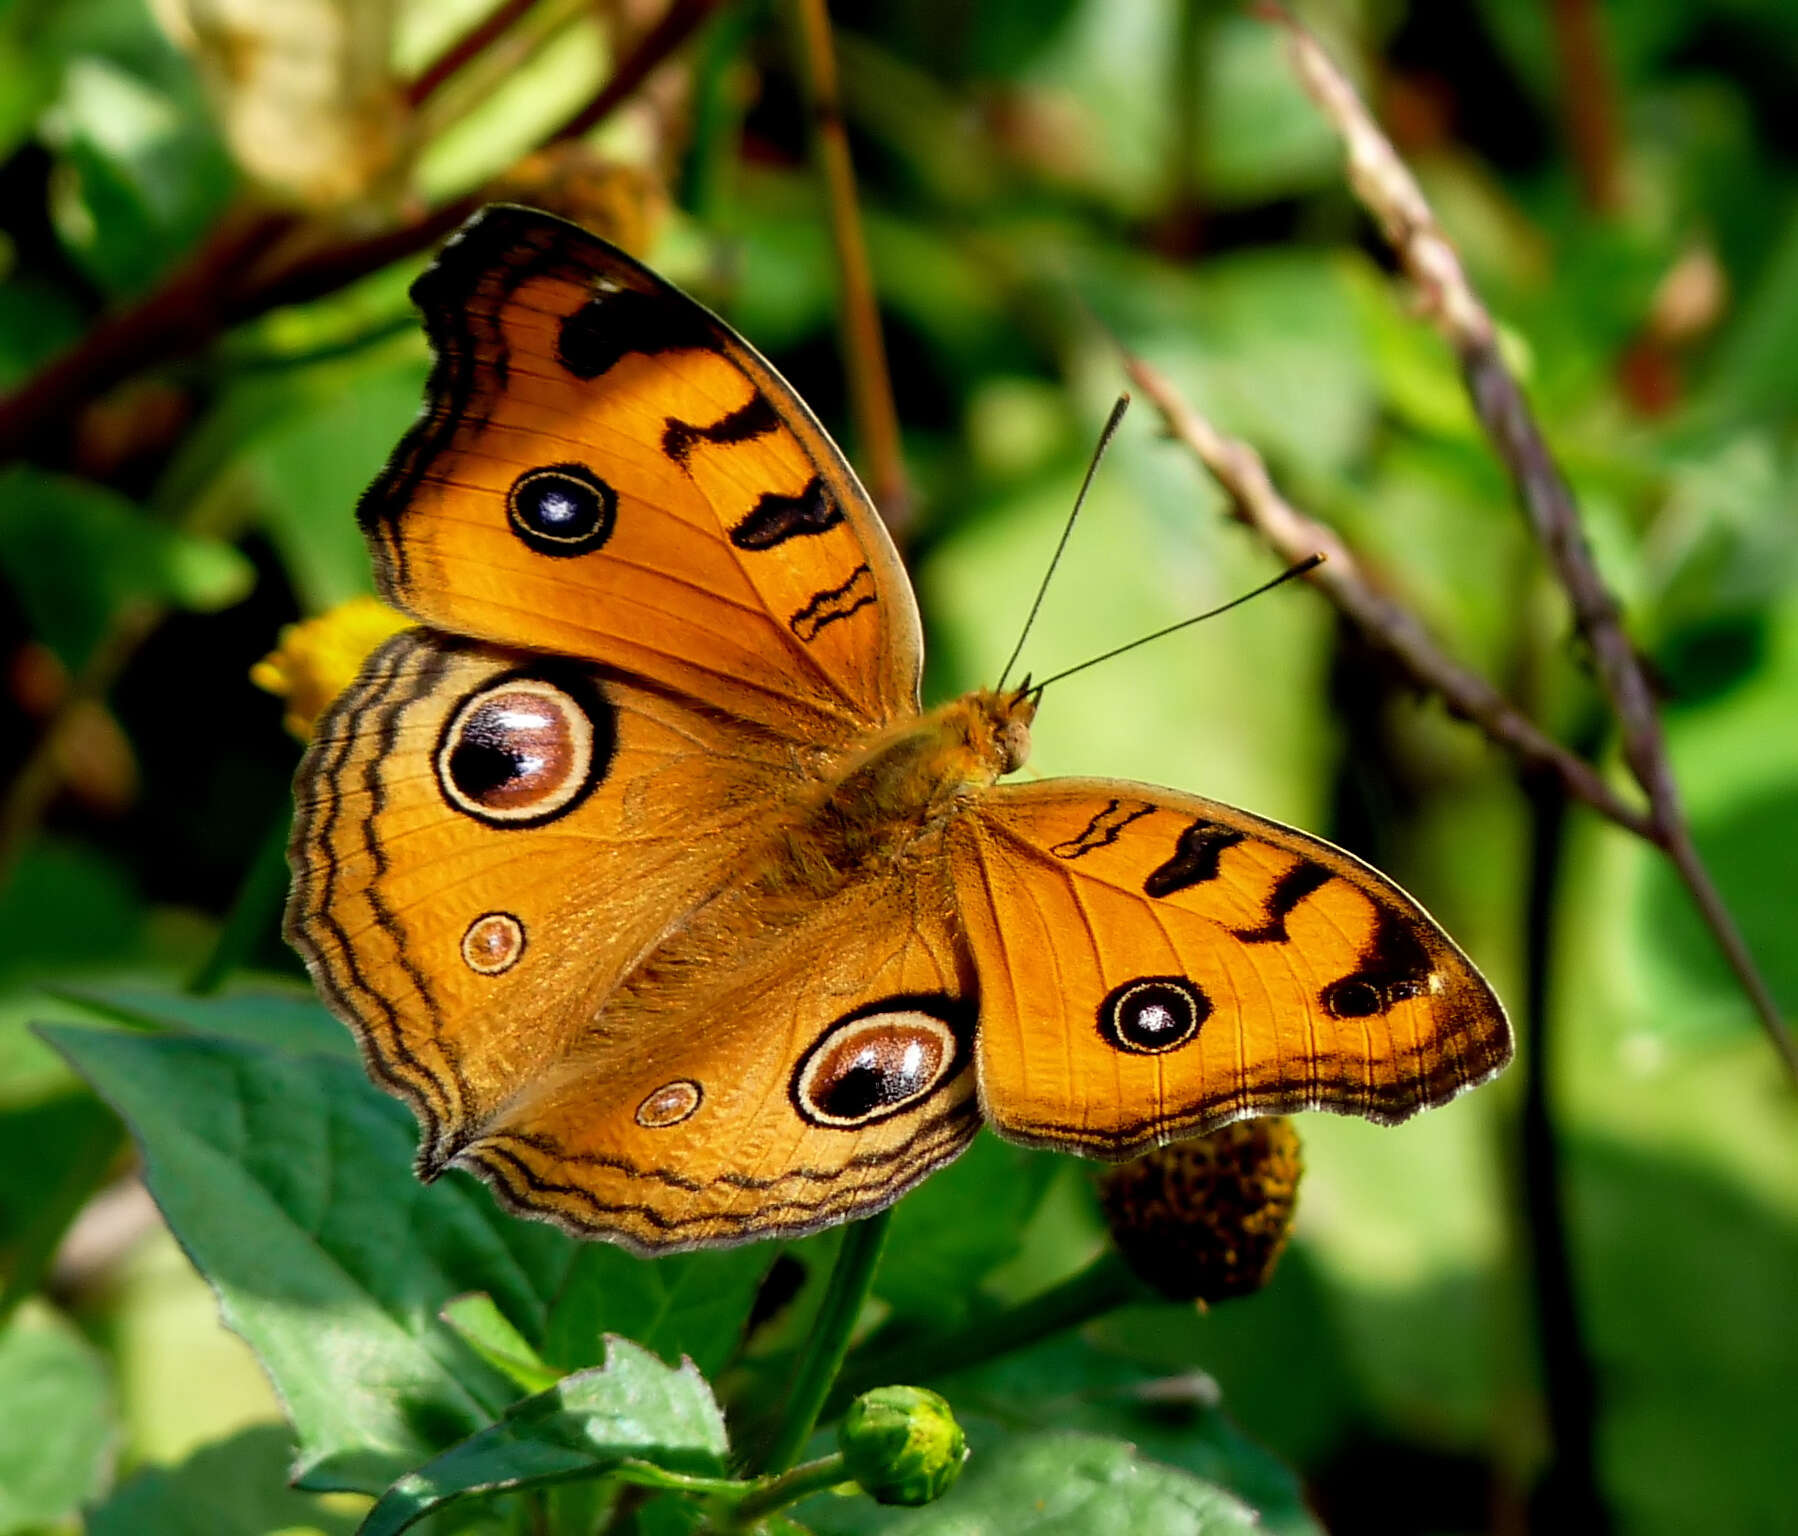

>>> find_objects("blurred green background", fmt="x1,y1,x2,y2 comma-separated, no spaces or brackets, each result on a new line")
0,0,1794,1532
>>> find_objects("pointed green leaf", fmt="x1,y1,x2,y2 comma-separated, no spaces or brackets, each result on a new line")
358,1338,730,1536
43,1019,578,1493
442,1294,560,1395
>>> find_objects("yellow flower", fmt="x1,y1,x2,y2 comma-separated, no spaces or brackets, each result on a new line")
252,596,410,741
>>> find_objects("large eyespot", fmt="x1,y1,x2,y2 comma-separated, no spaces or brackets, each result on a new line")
434,672,613,827
1099,976,1210,1055
507,464,616,556
791,996,971,1129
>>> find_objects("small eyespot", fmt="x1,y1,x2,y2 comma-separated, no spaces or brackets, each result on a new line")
1099,976,1210,1055
506,464,616,556
434,674,611,827
636,1080,702,1129
462,912,525,975
1323,978,1386,1018
791,1001,968,1129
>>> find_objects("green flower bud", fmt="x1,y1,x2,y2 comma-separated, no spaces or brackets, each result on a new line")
837,1385,967,1506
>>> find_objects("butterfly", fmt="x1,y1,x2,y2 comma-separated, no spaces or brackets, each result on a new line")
286,205,1511,1254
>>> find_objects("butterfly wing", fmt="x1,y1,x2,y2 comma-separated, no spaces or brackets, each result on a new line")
286,628,811,1174
291,630,976,1250
360,204,921,739
949,779,1511,1155
431,846,980,1252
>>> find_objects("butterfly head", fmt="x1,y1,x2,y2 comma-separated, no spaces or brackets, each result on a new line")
950,685,1037,781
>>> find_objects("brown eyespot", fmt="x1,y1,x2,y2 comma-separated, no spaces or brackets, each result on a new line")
435,672,612,827
792,998,971,1129
636,1080,702,1129
461,912,525,975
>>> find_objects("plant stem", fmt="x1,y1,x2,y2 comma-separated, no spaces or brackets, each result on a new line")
760,1210,891,1474
788,0,911,538
1519,761,1611,1531
722,1454,848,1529
825,1249,1146,1421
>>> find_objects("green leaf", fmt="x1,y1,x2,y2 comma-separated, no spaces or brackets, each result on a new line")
926,1337,1320,1536
442,1293,561,1395
86,1423,358,1536
41,51,234,296
540,1242,775,1379
874,1131,1060,1327
52,979,357,1059
357,1338,731,1536
0,1301,114,1534
0,468,253,668
798,1428,1261,1535
43,1016,579,1493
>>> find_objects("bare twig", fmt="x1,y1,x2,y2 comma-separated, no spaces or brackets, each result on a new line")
1260,7,1796,1080
789,0,912,539
1123,356,1654,841
0,209,297,466
1548,0,1624,214
0,0,724,472
407,0,543,109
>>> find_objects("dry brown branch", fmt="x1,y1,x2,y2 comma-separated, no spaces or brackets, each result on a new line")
790,0,912,540
1123,356,1655,842
1258,5,1796,1080
406,0,544,109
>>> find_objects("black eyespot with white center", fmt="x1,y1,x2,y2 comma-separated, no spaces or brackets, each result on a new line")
1099,976,1210,1055
506,463,617,556
434,669,614,828
791,994,972,1129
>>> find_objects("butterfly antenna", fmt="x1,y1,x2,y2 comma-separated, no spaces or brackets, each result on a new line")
995,395,1131,694
1026,554,1325,697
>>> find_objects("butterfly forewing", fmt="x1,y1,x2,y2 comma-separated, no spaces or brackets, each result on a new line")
950,779,1511,1156
359,205,922,741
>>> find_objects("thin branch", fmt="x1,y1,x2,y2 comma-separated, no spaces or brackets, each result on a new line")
554,0,725,141
407,0,544,109
1548,0,1625,215
0,209,297,466
1123,354,1655,842
1260,5,1797,1083
789,0,912,539
0,0,724,472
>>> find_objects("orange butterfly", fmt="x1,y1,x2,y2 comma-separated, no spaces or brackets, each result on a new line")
287,206,1511,1253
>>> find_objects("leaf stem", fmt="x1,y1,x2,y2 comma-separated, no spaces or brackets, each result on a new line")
719,1454,849,1529
760,1210,891,1474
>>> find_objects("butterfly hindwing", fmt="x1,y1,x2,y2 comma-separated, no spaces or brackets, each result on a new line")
286,628,808,1173
442,849,980,1253
949,778,1511,1156
359,205,922,741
